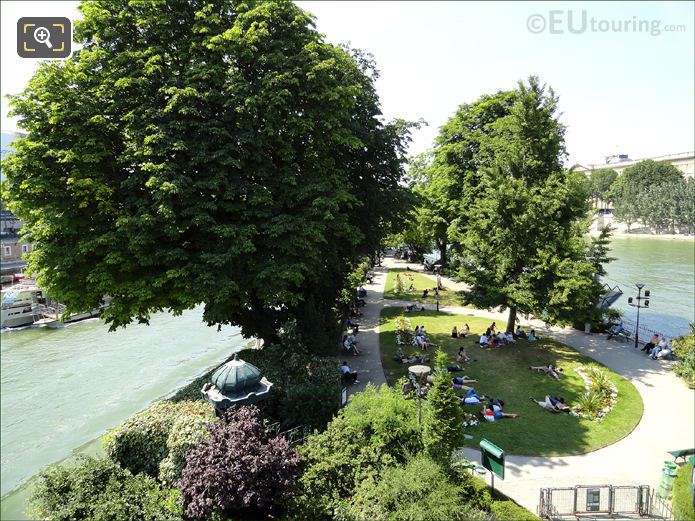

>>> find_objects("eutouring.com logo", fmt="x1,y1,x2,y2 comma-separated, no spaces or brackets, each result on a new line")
526,10,687,36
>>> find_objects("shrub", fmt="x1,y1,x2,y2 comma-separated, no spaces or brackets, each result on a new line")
178,405,300,520
452,472,493,512
158,401,216,484
103,401,179,477
295,383,422,518
341,455,492,521
490,500,540,520
244,321,342,430
422,350,464,461
673,325,695,388
672,462,694,521
586,367,614,398
28,455,183,521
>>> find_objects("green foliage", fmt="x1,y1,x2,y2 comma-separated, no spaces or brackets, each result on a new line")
4,0,410,352
243,321,342,429
588,168,618,207
295,383,422,518
490,500,541,521
573,389,605,417
609,160,686,232
28,455,183,521
445,77,605,329
158,401,217,485
423,350,464,461
340,454,492,521
673,324,695,388
103,400,215,480
586,367,614,398
453,473,493,512
672,463,694,521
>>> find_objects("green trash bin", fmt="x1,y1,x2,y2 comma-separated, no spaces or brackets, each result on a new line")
657,461,679,499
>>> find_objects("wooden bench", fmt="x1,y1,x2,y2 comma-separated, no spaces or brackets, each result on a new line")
668,448,695,464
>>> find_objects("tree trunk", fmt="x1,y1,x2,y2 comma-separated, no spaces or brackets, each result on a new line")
506,306,517,333
437,241,447,267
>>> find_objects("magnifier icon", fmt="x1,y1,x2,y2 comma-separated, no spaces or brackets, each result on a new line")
33,26,52,49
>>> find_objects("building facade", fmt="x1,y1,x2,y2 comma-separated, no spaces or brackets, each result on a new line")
573,151,695,178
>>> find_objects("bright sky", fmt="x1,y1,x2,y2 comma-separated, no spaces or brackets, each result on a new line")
2,1,693,165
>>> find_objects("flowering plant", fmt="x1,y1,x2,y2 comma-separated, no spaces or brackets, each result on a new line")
572,366,618,421
462,412,479,428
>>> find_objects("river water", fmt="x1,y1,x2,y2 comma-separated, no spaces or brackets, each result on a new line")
603,237,694,340
0,307,246,518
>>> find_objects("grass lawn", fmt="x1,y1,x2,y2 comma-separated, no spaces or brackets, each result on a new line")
383,268,467,307
378,307,643,456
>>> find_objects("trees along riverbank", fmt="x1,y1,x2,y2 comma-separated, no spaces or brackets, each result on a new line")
3,0,412,355
403,77,613,333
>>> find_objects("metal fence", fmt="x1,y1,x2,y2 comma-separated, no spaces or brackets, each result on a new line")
538,485,672,520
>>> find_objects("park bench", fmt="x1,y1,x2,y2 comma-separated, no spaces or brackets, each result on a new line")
667,448,695,464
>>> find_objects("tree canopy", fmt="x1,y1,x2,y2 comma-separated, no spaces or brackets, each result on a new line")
3,0,410,348
428,77,609,330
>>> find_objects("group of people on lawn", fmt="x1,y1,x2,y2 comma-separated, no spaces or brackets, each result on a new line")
478,322,537,348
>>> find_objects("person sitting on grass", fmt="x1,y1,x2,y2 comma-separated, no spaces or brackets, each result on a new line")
496,331,509,345
339,361,360,385
415,334,434,351
460,323,470,337
403,303,426,312
458,387,488,405
528,329,538,342
456,347,470,363
482,402,520,421
422,288,429,298
479,333,489,348
530,395,571,414
489,335,500,348
515,325,528,339
451,375,478,390
451,326,459,338
530,365,563,379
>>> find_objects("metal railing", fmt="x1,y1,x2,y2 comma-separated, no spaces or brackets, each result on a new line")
538,485,672,520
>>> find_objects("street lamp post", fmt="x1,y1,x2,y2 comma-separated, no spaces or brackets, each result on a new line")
628,284,650,349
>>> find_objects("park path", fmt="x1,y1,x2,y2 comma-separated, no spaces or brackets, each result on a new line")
355,255,694,515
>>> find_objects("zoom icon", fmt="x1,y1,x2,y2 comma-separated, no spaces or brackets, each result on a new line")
17,17,72,58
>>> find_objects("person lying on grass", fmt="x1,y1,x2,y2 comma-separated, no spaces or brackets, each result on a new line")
482,401,520,421
403,303,426,312
457,387,489,405
530,395,579,416
530,365,563,379
451,375,478,390
398,353,430,364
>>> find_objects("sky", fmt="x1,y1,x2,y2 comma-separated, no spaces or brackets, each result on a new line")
1,0,694,166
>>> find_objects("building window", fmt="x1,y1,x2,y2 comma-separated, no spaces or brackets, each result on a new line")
22,244,30,254
3,246,10,257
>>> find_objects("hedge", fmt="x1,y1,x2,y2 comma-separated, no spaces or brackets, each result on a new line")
672,462,694,521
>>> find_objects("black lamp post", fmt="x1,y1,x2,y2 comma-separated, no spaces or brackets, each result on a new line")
628,284,650,349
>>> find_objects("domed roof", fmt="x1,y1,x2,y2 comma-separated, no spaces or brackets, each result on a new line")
210,354,263,393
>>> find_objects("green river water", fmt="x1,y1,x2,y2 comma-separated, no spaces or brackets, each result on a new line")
0,236,692,520
1,307,246,519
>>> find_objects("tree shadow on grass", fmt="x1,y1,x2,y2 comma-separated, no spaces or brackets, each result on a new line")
378,307,644,458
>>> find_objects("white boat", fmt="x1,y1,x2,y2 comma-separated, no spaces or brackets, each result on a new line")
1,282,105,329
1,281,43,328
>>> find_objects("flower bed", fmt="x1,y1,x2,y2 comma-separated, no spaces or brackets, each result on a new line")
572,366,618,421
462,411,480,428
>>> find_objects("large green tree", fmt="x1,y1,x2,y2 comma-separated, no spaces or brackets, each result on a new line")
588,168,618,208
3,0,410,350
449,77,607,331
609,160,684,231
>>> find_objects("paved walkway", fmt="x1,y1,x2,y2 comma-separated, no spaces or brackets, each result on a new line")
354,255,694,515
